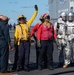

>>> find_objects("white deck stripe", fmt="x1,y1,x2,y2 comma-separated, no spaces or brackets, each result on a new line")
13,74,18,75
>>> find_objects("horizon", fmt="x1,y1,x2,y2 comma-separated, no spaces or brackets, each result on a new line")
0,0,49,26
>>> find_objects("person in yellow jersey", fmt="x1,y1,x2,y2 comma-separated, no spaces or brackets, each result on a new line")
14,5,38,72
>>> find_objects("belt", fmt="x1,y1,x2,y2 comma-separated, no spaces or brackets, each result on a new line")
20,40,30,42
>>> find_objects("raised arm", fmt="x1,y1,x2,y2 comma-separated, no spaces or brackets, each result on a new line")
28,5,38,27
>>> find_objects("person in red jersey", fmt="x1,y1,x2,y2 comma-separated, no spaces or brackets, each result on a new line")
37,13,57,70
31,15,47,68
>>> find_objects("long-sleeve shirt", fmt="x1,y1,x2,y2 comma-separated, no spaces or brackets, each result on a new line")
14,11,38,45
0,21,11,43
37,23,57,40
30,22,42,39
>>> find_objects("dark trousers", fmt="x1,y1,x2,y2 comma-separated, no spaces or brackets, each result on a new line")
13,44,18,69
35,40,39,65
35,41,47,67
33,35,40,65
17,40,30,68
0,41,9,72
38,40,53,67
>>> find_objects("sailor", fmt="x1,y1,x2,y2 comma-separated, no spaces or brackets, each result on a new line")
37,14,57,70
14,5,38,72
0,15,12,73
54,12,67,67
63,12,74,68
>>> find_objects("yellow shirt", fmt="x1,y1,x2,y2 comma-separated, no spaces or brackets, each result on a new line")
14,11,38,45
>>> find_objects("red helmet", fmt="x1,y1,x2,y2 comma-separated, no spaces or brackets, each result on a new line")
43,13,50,19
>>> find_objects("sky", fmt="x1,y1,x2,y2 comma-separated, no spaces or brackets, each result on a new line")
0,0,49,26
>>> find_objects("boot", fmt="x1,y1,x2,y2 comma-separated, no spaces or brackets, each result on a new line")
38,66,42,71
63,65,68,68
47,65,54,70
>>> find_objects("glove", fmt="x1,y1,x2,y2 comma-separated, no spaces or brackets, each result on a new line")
31,39,35,46
61,39,67,46
37,40,41,48
34,5,38,11
55,39,59,46
55,40,61,50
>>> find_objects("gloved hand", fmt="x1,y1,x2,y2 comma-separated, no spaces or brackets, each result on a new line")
37,40,41,48
61,39,67,46
34,5,38,11
55,39,59,46
31,39,35,46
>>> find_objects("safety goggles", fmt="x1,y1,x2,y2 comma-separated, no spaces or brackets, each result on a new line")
18,17,26,21
45,16,50,19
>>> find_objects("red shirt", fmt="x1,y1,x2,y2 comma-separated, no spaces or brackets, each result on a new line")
30,23,41,39
37,23,57,40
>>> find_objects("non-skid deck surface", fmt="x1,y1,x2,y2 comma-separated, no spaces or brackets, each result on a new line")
0,73,12,75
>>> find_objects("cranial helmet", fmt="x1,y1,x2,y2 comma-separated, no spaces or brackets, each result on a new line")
68,12,74,22
61,12,66,16
18,15,26,19
61,12,67,22
43,13,50,20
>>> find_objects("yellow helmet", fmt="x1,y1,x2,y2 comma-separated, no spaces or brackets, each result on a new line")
18,15,26,19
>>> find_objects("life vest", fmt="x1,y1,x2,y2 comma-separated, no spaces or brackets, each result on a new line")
41,24,54,40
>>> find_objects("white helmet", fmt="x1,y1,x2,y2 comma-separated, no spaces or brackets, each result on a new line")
61,12,67,22
68,12,74,22
61,12,66,17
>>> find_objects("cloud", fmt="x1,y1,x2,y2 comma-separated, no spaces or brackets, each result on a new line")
21,6,33,9
11,10,18,13
9,1,18,4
